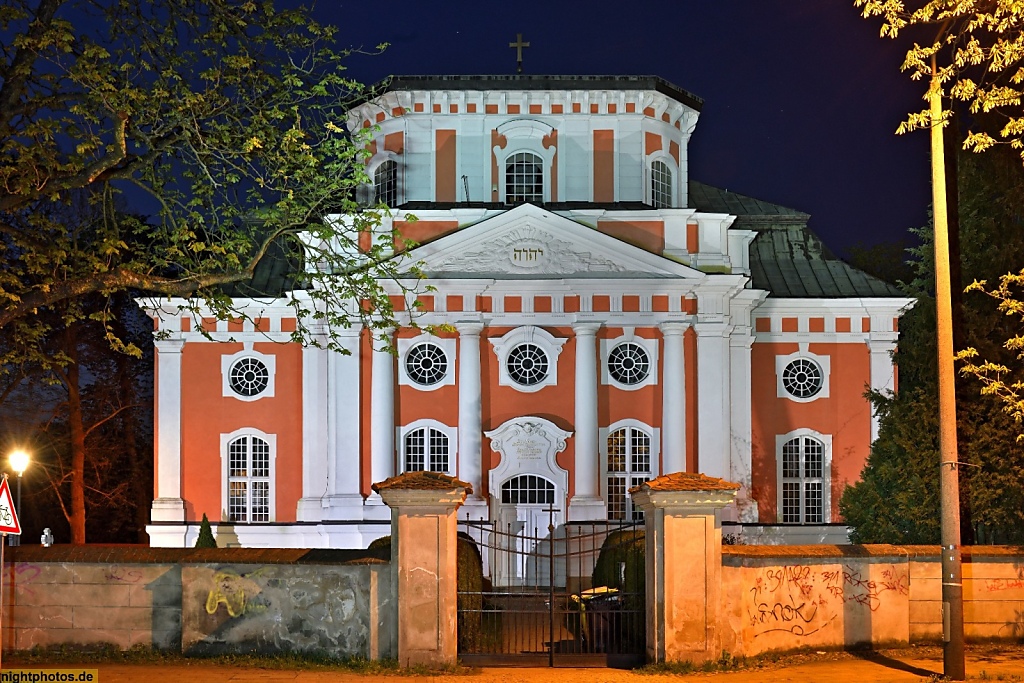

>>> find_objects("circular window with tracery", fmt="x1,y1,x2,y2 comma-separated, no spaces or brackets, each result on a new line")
608,342,650,385
405,343,448,386
229,357,270,397
782,358,823,399
506,343,549,386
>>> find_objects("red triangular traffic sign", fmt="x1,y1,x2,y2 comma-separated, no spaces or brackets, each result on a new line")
0,478,21,535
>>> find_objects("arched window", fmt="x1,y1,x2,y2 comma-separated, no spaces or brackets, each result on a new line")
505,152,544,204
374,160,397,206
403,426,450,473
651,159,672,208
780,435,827,523
605,426,652,521
501,475,556,505
225,434,272,523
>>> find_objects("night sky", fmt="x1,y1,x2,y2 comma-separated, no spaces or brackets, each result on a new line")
320,0,931,258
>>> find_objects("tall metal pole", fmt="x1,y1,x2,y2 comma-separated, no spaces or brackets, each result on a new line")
929,72,966,681
9,474,21,547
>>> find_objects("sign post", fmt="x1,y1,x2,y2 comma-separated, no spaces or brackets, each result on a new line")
0,473,23,671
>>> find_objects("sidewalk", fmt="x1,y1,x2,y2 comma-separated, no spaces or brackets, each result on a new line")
6,645,1024,682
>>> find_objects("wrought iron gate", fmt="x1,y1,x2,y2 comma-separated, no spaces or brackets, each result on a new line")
457,514,645,667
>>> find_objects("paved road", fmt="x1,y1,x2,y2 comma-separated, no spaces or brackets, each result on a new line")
6,645,1024,682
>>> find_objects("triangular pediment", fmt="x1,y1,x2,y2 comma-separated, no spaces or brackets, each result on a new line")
404,204,703,279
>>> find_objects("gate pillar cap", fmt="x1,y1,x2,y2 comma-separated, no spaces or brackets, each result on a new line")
630,472,739,510
373,471,472,508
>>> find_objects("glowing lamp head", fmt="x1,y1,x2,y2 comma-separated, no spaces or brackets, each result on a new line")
9,450,29,476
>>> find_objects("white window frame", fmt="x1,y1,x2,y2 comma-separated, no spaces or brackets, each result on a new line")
489,326,567,393
397,419,458,476
397,333,456,391
600,419,661,521
500,474,557,505
645,151,677,209
221,348,276,402
220,428,277,524
373,159,398,206
776,344,831,403
775,429,832,524
600,329,660,391
502,150,546,205
367,151,402,206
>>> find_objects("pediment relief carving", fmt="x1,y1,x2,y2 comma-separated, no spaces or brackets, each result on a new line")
435,225,627,275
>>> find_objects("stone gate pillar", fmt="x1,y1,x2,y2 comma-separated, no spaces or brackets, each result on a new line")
631,472,739,664
373,471,471,667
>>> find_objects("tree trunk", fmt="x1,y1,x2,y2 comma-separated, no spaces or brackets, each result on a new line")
65,328,87,545
120,365,150,543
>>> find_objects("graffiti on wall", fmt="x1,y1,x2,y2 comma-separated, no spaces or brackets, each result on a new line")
747,563,908,639
204,568,269,618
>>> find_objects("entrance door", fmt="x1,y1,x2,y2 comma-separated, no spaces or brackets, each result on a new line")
492,474,560,588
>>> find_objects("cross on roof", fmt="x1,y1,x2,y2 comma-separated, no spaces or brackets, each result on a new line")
509,33,530,74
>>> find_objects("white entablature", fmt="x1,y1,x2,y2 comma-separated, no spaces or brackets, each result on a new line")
406,204,703,280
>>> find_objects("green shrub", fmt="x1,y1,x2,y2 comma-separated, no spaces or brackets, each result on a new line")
589,527,646,652
367,535,391,552
194,513,217,549
592,528,645,593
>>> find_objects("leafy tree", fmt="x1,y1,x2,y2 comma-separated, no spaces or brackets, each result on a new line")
0,0,415,351
855,1,1024,158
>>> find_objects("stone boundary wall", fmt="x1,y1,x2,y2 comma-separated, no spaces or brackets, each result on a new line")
0,546,394,658
722,545,1024,657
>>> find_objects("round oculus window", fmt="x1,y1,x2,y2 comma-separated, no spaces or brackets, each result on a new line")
607,342,650,385
506,343,549,386
405,343,448,386
782,358,823,398
229,357,269,397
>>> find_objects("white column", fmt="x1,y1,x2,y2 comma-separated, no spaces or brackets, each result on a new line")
868,338,898,442
456,322,485,509
660,322,688,474
323,326,365,522
152,338,186,524
367,328,396,506
695,322,732,481
297,330,329,521
729,332,757,521
571,322,604,520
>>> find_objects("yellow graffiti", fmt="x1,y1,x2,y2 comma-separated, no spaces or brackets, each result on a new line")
204,569,265,617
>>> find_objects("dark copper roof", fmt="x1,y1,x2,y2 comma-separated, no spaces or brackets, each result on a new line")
689,181,905,298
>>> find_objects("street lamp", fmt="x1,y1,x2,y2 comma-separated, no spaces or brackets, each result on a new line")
8,450,28,547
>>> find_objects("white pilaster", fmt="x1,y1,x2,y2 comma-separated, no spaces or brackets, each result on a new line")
868,338,898,442
695,322,732,481
729,332,757,521
152,338,186,523
367,328,396,509
728,289,765,522
571,322,604,520
456,321,486,513
660,321,689,475
297,330,329,521
324,326,366,523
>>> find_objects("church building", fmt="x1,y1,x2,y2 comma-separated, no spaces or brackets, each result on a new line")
145,75,912,548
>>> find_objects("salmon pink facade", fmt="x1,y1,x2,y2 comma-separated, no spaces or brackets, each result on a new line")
146,76,912,548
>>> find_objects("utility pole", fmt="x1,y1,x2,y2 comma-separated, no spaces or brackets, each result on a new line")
929,66,966,681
